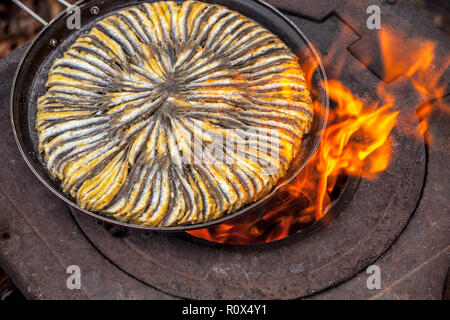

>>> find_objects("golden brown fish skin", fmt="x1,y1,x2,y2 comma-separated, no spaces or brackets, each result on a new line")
36,1,314,227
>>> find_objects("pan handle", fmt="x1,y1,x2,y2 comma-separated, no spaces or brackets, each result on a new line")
11,0,73,26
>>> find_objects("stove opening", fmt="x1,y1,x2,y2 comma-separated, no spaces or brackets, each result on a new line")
184,170,351,245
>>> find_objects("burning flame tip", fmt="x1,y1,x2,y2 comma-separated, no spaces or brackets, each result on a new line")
188,27,448,245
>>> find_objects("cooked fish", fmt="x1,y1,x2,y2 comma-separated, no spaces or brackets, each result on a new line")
36,0,314,227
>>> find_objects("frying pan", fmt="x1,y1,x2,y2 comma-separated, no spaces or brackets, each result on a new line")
10,0,329,231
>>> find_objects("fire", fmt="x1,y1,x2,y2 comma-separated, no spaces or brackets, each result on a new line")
187,27,449,245
311,81,398,219
377,27,449,145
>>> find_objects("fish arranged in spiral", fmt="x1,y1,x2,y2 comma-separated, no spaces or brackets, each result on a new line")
36,0,314,227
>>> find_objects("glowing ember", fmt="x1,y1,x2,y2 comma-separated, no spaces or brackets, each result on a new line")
187,28,449,245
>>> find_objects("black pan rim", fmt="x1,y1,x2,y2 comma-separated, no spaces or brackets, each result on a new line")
10,0,329,232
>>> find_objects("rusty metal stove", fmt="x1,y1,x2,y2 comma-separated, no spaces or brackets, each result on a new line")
0,0,448,299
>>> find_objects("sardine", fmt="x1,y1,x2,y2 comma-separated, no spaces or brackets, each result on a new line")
36,1,314,227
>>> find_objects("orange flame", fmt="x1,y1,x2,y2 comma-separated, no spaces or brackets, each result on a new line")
187,28,449,245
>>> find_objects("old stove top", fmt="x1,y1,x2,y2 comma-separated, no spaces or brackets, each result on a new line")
0,0,448,299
